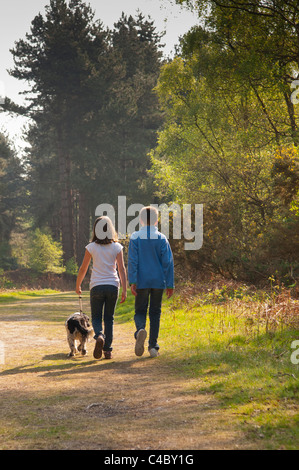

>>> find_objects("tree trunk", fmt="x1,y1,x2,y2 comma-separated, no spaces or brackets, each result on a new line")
76,190,90,265
58,135,75,264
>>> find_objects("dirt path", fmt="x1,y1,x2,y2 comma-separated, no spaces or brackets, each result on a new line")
0,294,253,450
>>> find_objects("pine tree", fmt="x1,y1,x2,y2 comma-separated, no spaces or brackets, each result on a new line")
105,13,165,206
9,4,165,264
0,133,25,269
10,0,111,263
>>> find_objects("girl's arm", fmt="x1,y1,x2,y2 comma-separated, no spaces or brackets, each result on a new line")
116,250,127,303
76,249,92,295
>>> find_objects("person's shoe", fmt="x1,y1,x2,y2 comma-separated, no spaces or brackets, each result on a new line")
149,347,159,358
135,329,147,356
93,335,104,359
104,351,112,360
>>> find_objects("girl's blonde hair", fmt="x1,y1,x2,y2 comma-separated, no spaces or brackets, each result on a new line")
91,216,118,245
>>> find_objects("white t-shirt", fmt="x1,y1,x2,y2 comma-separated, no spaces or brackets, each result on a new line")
85,241,123,289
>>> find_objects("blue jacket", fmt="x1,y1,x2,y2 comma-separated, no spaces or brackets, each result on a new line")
128,225,174,289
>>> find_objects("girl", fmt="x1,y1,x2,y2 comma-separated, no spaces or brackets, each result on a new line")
76,216,127,359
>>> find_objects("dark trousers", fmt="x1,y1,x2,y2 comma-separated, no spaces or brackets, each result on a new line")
90,285,119,351
134,288,164,350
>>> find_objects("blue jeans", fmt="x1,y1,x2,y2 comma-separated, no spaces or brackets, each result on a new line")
134,288,164,350
90,285,119,351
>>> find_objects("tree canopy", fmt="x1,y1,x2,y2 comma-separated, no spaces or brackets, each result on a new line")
150,0,299,281
7,0,164,264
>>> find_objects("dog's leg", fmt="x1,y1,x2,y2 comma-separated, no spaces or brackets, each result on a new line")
67,334,77,357
80,337,87,356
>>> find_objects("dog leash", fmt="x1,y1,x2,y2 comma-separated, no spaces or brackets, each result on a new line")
79,295,83,314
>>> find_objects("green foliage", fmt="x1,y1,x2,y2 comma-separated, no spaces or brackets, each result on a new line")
0,268,14,288
290,194,299,216
65,257,78,276
28,229,64,274
150,3,299,282
0,242,18,271
0,133,26,246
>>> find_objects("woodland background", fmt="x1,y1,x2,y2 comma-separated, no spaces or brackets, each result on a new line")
1,0,299,290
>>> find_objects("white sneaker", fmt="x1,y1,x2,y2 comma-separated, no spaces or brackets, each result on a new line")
135,329,147,356
149,348,159,358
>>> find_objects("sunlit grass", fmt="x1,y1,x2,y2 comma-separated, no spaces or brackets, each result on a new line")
157,295,299,450
0,289,60,302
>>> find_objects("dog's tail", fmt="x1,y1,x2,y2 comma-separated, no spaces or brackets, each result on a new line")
67,317,90,338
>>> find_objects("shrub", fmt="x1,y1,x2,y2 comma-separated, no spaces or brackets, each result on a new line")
65,257,78,276
28,229,64,274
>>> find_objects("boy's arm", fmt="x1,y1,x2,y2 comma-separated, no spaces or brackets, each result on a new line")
128,237,138,294
166,288,174,299
130,284,138,297
161,238,174,294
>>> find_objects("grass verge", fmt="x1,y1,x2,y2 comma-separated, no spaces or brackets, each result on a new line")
0,289,60,302
158,295,299,450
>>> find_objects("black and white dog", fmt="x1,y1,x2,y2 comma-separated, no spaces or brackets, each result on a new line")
65,312,93,357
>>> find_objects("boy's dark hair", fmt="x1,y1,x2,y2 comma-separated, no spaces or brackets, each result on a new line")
140,206,158,226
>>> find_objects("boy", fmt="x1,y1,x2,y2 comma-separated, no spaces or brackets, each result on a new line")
128,206,174,357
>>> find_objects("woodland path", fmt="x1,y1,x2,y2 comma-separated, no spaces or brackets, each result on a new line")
0,293,255,450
